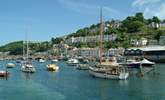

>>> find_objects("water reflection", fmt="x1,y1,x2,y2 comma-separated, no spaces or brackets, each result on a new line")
119,80,128,86
21,73,33,80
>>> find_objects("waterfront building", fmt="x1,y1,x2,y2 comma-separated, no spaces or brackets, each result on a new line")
106,48,124,56
77,48,100,58
53,43,69,56
126,46,165,63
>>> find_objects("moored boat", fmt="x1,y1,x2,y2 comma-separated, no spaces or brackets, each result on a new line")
51,59,58,63
89,8,129,80
119,58,155,68
21,32,36,73
6,63,15,68
46,64,59,71
76,59,90,70
76,64,90,70
39,59,46,63
67,58,79,66
21,62,36,73
89,58,129,80
0,70,9,77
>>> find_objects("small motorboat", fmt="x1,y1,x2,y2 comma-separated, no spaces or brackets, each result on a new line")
67,58,79,66
76,64,90,70
0,70,9,77
51,59,58,63
76,59,90,70
39,59,46,63
46,64,59,72
6,63,15,68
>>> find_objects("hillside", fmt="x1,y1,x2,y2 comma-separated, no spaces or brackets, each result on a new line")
65,12,165,48
0,41,52,55
1,12,165,55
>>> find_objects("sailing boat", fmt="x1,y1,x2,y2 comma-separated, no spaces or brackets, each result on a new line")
21,32,36,73
0,53,10,78
89,8,129,80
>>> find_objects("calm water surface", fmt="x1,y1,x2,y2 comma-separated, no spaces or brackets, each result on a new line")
0,61,165,100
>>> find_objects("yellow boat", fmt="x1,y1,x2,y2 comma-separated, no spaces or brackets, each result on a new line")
46,64,59,71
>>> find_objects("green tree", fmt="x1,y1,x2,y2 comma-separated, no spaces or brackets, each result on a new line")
152,16,160,23
135,12,145,22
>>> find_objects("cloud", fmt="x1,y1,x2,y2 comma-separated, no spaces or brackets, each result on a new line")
132,0,165,19
132,0,161,7
58,0,124,19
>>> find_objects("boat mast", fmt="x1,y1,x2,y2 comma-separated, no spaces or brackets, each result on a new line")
23,40,25,60
26,31,29,62
99,7,103,63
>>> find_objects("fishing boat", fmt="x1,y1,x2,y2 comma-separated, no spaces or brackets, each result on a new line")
89,8,129,80
6,63,15,68
46,64,59,71
21,33,36,73
0,70,9,77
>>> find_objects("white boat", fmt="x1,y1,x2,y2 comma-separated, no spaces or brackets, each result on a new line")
46,64,59,71
51,59,58,63
89,58,129,80
76,64,90,70
21,63,36,73
76,59,90,70
89,9,129,80
140,58,155,66
21,32,36,73
6,63,15,68
39,59,46,63
119,58,155,68
67,58,79,66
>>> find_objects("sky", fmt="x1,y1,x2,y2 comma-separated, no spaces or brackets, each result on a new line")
0,0,165,45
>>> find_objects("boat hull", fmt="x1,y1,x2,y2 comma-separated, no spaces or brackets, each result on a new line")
121,63,155,68
0,71,9,77
21,65,36,73
6,63,15,68
89,69,129,80
76,64,89,70
46,64,59,72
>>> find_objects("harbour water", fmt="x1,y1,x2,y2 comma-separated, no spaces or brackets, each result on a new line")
0,61,165,100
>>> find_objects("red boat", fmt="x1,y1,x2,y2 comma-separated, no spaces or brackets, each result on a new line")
0,71,9,77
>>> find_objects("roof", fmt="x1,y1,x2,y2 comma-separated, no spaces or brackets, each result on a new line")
128,46,165,51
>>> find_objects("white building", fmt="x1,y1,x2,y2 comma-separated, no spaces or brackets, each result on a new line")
130,38,148,47
106,48,124,56
78,48,100,58
65,34,117,45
